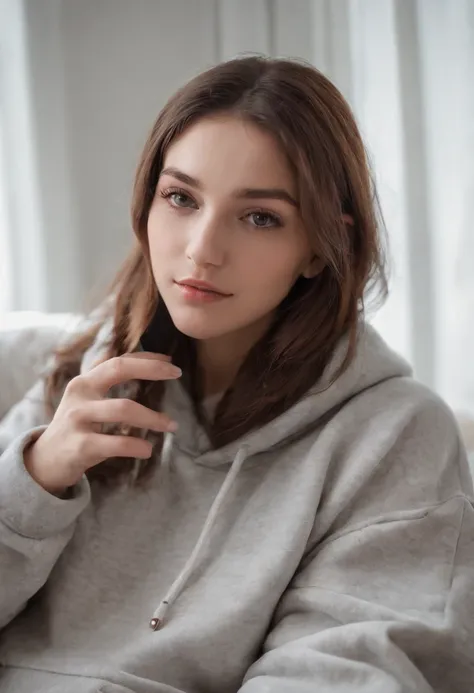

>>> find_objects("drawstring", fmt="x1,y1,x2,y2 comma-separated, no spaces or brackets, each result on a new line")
130,430,175,484
160,430,174,474
149,443,249,631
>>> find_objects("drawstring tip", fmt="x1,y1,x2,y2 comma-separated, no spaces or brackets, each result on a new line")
150,599,169,630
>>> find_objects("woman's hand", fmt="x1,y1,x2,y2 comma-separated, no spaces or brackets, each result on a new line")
24,352,181,495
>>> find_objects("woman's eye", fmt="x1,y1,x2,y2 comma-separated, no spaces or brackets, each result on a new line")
246,211,281,228
160,188,197,208
169,192,195,208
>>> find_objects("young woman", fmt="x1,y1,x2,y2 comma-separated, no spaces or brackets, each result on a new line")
0,56,473,693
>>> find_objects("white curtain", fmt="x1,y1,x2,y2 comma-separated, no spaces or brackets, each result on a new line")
0,114,12,315
346,0,474,417
0,0,49,314
0,0,473,417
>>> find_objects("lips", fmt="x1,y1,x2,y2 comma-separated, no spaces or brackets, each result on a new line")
174,279,232,304
175,279,231,296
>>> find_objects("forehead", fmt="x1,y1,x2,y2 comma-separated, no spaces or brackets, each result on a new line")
162,114,296,195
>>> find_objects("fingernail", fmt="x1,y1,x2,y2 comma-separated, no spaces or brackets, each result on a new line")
167,421,179,432
170,366,182,377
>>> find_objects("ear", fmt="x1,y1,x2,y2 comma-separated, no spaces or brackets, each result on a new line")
301,214,354,279
302,255,324,279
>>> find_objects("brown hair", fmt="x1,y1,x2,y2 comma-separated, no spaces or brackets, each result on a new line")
45,55,387,485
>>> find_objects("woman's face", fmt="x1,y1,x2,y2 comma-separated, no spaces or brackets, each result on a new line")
147,114,316,343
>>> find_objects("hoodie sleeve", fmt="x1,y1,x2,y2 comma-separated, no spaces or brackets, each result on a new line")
239,390,474,692
0,381,90,629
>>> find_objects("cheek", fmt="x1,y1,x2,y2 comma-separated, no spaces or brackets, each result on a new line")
147,209,181,266
241,242,308,294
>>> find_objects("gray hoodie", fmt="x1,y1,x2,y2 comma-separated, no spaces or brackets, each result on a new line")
0,323,473,693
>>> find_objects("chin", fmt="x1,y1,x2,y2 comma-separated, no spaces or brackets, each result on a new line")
167,308,231,341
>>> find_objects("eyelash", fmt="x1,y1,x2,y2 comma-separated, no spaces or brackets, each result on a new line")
159,187,283,229
160,187,196,208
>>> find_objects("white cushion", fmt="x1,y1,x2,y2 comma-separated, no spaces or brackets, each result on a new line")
0,311,82,420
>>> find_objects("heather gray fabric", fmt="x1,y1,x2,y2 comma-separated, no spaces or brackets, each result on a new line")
0,323,473,692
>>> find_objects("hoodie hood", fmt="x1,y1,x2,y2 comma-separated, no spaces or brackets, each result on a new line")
192,321,411,466
80,320,412,467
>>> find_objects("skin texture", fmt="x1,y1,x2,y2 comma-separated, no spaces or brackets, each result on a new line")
147,114,320,395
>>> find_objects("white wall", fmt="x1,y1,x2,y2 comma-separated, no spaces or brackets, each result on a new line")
21,0,217,311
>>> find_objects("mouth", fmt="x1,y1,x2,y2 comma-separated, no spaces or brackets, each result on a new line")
174,280,232,303
175,279,231,296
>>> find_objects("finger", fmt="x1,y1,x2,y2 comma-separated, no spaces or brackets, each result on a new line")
92,351,172,369
84,433,155,465
83,398,177,433
85,356,182,396
122,352,172,362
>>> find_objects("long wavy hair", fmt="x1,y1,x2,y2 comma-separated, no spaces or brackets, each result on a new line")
45,56,387,486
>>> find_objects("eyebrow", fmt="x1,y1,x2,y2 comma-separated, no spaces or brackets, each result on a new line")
160,167,299,208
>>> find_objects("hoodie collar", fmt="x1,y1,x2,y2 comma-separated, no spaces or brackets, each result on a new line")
189,323,411,467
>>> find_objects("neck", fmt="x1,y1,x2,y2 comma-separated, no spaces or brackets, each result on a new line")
197,316,273,397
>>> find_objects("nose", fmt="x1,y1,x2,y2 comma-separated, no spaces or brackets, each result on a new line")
186,210,225,268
